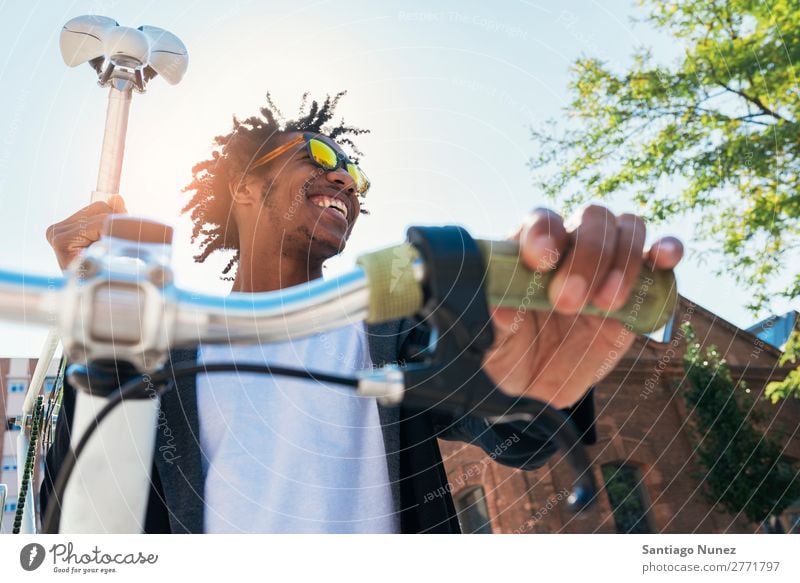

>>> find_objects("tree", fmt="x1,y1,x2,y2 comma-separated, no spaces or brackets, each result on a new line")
681,323,799,530
765,329,800,402
529,0,800,397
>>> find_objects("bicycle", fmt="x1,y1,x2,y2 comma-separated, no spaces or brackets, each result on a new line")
1,211,677,533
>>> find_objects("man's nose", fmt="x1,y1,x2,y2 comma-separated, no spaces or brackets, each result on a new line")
326,167,356,194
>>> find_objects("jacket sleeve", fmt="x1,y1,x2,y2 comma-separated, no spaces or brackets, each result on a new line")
395,316,597,471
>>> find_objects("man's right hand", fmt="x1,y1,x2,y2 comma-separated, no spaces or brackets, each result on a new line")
45,194,128,271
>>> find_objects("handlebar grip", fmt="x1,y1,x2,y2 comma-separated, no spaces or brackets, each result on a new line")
475,239,677,334
356,239,678,334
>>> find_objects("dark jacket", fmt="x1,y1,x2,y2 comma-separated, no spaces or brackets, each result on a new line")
41,317,595,533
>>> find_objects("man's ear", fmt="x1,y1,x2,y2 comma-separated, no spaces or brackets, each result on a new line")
228,174,261,206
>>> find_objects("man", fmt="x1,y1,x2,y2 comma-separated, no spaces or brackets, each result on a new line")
42,92,683,533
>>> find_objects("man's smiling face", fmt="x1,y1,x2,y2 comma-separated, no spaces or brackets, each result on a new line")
240,131,363,262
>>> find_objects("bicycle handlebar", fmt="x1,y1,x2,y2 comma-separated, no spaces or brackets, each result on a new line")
0,223,677,376
8,217,678,531
357,238,676,333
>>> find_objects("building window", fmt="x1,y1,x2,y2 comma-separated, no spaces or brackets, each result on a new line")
4,499,17,513
602,463,653,533
8,381,26,394
454,486,493,534
1,456,17,472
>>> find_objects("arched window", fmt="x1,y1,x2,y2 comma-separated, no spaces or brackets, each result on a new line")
601,463,653,533
454,486,493,534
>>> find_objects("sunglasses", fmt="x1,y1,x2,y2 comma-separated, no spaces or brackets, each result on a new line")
250,133,370,195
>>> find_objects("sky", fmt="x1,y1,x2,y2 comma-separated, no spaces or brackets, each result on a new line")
0,0,795,356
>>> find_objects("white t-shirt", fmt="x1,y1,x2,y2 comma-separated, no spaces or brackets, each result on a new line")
196,321,398,533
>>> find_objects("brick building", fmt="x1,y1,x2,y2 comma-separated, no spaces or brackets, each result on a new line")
0,357,60,533
1,298,797,534
440,297,800,534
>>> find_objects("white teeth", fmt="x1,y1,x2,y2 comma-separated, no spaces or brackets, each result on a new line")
311,196,348,220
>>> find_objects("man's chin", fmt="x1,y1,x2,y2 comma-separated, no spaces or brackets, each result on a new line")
299,225,348,259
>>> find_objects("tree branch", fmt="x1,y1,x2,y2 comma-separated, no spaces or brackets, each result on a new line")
718,80,793,123
734,113,775,126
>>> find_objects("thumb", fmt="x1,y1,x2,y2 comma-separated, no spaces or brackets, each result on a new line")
108,194,128,214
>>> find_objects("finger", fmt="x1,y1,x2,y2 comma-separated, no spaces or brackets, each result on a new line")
49,215,107,270
77,213,109,243
47,198,119,246
64,234,96,260
51,201,114,238
549,205,618,314
54,214,108,248
518,207,569,271
46,220,73,247
645,236,683,269
592,213,647,311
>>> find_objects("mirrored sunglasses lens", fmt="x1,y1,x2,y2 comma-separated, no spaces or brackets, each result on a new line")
347,163,369,193
357,169,370,194
308,139,338,169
